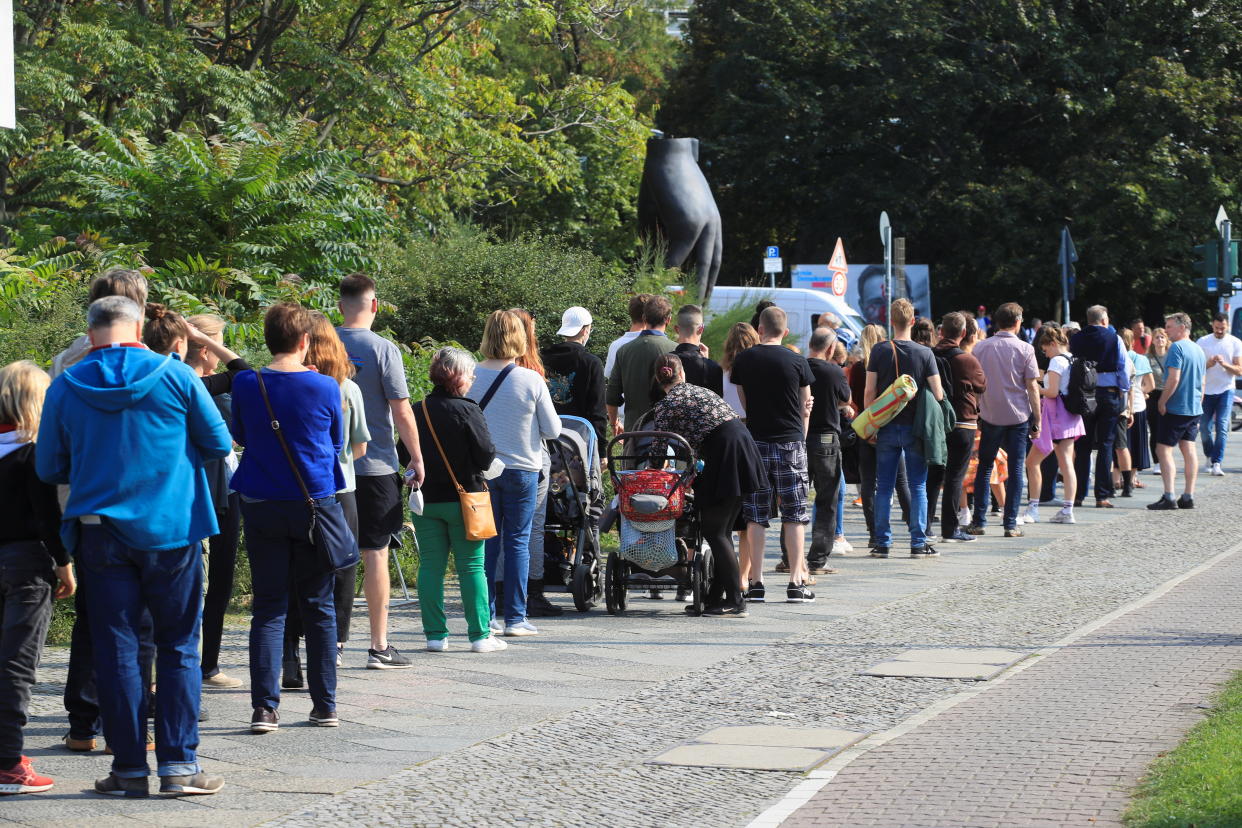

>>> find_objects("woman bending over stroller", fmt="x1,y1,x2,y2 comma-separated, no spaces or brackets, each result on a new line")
649,355,765,616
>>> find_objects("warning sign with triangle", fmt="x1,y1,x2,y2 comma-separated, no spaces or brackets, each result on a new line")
828,237,848,296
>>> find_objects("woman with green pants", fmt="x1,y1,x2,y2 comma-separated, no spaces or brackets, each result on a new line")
410,347,507,653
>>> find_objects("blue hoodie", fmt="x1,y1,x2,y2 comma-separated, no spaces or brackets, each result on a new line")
36,345,233,553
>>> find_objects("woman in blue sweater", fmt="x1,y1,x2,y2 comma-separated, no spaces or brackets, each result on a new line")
230,303,347,734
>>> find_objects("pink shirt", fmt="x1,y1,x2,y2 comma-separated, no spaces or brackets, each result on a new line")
973,331,1039,426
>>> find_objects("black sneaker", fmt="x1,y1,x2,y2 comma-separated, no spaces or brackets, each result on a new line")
746,582,766,602
1147,495,1177,511
964,523,986,536
786,582,815,603
869,547,890,558
1004,527,1025,538
911,545,939,557
250,707,279,734
1177,494,1195,509
366,645,412,670
705,600,749,618
159,772,224,795
309,706,339,727
94,772,149,798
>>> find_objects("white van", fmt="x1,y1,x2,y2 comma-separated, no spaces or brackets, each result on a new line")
701,286,866,346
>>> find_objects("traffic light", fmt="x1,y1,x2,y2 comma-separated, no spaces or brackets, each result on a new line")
1225,240,1240,284
1193,241,1219,279
1193,240,1221,294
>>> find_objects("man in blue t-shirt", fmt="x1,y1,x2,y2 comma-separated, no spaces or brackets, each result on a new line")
1148,312,1206,511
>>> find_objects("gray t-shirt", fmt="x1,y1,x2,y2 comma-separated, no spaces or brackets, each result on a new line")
336,326,409,476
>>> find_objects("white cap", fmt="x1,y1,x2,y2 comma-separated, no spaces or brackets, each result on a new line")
557,306,593,337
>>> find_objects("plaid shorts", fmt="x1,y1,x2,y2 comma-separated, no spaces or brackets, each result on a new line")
742,440,811,526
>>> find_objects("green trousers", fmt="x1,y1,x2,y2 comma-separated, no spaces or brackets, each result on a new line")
411,502,490,642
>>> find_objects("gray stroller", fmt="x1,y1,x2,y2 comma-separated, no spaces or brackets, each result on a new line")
541,415,605,611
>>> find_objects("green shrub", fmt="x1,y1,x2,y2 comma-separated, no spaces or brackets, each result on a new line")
376,225,637,360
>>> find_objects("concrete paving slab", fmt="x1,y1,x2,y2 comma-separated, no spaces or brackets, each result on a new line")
649,743,832,772
860,660,1010,680
694,725,865,750
891,648,1027,665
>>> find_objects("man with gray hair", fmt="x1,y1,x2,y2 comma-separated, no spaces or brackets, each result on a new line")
804,327,852,572
38,296,232,797
1069,304,1130,508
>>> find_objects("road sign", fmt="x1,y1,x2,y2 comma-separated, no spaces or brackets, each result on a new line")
878,212,890,246
1216,206,1230,233
763,256,783,274
827,237,848,296
765,245,780,258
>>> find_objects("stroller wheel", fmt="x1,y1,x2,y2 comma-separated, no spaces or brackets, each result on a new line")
691,545,714,616
572,561,598,612
605,551,628,615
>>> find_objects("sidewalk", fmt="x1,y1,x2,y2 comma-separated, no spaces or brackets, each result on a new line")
784,545,1242,828
7,450,1242,826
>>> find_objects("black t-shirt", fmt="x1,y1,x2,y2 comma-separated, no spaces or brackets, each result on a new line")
808,358,851,435
730,344,815,442
866,339,938,426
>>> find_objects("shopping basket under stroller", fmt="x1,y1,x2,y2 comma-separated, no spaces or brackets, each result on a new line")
541,415,605,611
603,430,711,616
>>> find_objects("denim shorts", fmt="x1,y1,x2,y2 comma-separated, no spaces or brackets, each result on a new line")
742,440,811,526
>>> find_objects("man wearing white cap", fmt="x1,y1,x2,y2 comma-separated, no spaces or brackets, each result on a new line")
541,306,606,451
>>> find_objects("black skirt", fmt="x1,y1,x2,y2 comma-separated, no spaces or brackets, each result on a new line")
694,418,766,503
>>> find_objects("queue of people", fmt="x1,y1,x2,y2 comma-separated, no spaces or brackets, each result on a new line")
0,271,1234,800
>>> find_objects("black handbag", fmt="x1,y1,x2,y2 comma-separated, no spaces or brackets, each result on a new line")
252,368,360,572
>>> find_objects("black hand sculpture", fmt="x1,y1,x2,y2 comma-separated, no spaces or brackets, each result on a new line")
638,137,723,303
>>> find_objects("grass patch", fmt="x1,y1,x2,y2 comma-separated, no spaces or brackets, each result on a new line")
1125,671,1242,827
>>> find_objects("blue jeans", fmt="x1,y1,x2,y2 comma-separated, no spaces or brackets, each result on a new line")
836,475,846,536
1200,390,1233,465
874,424,929,549
485,469,539,625
241,499,338,713
972,419,1031,530
77,525,201,779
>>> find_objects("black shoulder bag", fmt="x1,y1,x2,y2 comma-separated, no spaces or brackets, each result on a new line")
253,369,360,572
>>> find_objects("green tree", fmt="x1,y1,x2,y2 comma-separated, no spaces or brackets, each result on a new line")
660,0,1242,322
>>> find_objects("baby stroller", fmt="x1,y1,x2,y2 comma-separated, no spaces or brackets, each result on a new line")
604,430,711,616
541,416,606,612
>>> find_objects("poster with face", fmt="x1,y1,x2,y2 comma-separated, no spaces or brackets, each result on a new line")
792,264,932,327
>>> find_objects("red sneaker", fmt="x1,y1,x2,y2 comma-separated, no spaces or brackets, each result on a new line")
0,757,54,794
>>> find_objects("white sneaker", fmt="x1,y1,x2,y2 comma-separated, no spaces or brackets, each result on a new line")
832,537,853,554
1022,504,1039,524
471,635,508,653
504,620,539,637
1050,508,1075,524
488,618,503,633
425,639,448,653
957,507,971,528
1211,462,1225,476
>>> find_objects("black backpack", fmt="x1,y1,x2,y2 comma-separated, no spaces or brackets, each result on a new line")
934,346,963,407
1064,355,1098,416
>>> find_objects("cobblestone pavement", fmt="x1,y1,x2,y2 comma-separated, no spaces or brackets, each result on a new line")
784,537,1242,828
6,450,1240,826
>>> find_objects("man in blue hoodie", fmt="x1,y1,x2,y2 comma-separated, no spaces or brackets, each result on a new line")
37,296,232,799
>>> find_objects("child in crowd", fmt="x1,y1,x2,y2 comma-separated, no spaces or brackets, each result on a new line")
0,361,76,795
